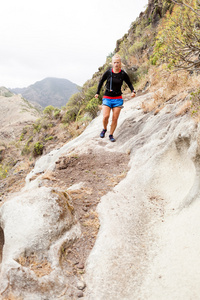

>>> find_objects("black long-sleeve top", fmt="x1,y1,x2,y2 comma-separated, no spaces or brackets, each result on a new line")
96,69,134,97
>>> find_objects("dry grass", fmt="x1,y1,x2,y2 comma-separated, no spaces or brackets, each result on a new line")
175,100,192,116
141,99,156,113
17,253,52,277
67,187,92,200
141,91,165,114
41,170,57,181
108,171,128,187
67,121,87,138
147,66,198,95
82,210,100,236
140,65,200,116
52,190,75,220
3,293,23,300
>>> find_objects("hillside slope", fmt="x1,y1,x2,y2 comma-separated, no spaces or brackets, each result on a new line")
11,77,79,108
0,89,40,141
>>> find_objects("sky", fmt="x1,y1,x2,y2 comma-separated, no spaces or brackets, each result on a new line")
0,0,148,88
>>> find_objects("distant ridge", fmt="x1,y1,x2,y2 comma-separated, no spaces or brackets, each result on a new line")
11,77,79,108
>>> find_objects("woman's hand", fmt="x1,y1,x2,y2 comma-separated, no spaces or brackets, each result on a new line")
131,91,136,98
95,94,99,99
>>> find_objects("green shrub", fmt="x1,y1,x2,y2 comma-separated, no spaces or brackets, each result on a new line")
150,4,199,71
21,136,33,155
64,93,83,123
85,97,101,118
19,133,24,141
27,136,33,144
33,122,42,133
45,136,54,141
54,108,61,119
62,110,77,124
129,41,144,55
33,142,43,156
84,85,98,103
43,105,55,118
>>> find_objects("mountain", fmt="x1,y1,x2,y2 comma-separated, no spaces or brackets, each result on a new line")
11,77,79,108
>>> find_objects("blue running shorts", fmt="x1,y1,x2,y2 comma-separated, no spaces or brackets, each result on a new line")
102,97,123,108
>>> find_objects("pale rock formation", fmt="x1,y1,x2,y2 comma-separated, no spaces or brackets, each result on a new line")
0,187,81,299
85,95,200,299
0,92,200,299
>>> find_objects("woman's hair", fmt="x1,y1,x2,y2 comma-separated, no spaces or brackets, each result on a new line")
112,54,121,62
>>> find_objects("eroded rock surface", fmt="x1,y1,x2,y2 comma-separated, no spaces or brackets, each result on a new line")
0,187,80,299
1,92,200,299
85,95,200,299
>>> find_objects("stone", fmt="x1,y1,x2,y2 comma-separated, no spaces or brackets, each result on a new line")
77,291,84,298
77,280,86,290
77,262,84,269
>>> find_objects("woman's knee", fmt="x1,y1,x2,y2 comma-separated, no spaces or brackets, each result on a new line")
103,114,109,122
112,114,120,123
112,108,121,122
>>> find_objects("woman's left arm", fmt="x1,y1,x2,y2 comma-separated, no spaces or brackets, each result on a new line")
124,72,136,97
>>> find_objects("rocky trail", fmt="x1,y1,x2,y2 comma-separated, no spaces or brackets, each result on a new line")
1,92,200,299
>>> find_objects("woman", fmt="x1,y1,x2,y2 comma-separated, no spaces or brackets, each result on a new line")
95,54,136,142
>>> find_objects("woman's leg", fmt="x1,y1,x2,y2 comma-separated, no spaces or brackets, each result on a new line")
110,106,121,135
102,105,111,130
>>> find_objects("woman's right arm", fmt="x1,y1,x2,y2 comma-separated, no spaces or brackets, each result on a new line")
95,70,109,98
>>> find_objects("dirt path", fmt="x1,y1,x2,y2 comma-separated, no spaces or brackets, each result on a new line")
39,146,130,298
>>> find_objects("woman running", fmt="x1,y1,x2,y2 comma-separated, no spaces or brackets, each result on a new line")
95,54,136,142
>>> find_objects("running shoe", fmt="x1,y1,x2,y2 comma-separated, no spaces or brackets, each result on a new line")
109,135,116,142
100,129,107,138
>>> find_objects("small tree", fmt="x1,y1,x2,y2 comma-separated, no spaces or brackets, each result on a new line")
43,105,55,118
151,0,200,71
170,0,200,16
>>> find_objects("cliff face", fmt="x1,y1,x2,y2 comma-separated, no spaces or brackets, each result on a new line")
146,0,173,24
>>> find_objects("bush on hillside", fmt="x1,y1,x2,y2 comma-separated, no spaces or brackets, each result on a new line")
129,41,145,56
43,105,55,117
43,105,61,119
85,97,101,118
150,1,200,71
84,85,98,103
33,142,44,156
63,93,83,123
